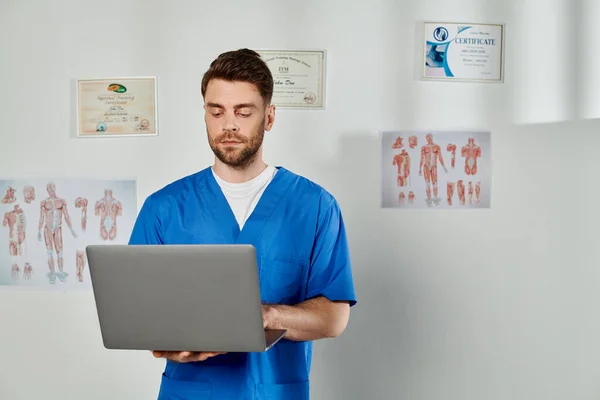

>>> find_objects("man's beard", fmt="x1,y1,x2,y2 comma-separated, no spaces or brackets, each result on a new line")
208,119,265,170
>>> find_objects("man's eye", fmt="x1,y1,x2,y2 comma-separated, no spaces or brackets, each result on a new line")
239,113,251,117
212,112,222,117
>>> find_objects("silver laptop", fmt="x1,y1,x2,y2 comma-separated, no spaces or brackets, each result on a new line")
86,244,286,352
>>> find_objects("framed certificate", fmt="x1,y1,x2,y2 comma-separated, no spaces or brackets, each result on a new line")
422,22,505,83
257,49,326,109
77,76,158,137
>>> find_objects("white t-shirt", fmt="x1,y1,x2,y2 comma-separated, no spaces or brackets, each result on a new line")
211,165,278,230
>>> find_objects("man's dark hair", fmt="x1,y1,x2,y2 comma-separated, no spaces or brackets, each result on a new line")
201,48,273,106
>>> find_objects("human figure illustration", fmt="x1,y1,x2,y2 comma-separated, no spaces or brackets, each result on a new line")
38,182,77,284
23,186,35,204
447,182,455,206
408,191,415,204
475,181,481,205
461,138,482,175
3,204,26,256
23,263,33,280
391,136,404,149
447,143,457,168
419,133,448,206
392,149,411,187
95,189,123,240
408,136,417,149
76,250,87,283
11,263,20,281
468,181,474,204
1,187,16,204
75,197,88,231
398,192,406,205
457,180,466,205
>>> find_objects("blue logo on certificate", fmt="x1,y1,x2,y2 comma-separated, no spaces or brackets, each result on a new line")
433,27,448,42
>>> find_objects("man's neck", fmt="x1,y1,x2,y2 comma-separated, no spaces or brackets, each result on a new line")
212,158,269,184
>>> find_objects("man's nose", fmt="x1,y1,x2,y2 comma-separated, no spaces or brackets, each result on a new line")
223,114,239,132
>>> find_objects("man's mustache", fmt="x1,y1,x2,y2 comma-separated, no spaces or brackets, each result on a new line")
218,134,246,143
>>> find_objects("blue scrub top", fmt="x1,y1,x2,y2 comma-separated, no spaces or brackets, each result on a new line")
129,166,357,400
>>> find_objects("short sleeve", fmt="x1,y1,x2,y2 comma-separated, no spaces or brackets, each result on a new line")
128,195,164,245
306,199,357,307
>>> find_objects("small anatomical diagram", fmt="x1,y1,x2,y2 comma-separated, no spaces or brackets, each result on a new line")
95,189,123,241
447,182,455,206
23,186,36,203
76,250,87,283
398,192,406,205
408,136,418,149
447,144,457,168
23,263,32,280
461,138,482,175
457,180,466,205
408,191,415,204
468,182,474,204
11,263,20,281
393,150,411,187
1,186,16,204
3,204,26,256
38,182,78,284
391,136,404,149
419,133,448,206
75,197,88,231
475,181,481,205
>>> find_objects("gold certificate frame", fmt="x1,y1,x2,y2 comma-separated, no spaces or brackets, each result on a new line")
76,76,158,137
257,49,327,109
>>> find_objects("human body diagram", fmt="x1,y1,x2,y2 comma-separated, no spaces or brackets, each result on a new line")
386,132,488,208
75,197,88,231
23,262,32,280
446,138,483,206
76,250,86,283
461,138,482,175
38,183,78,284
1,187,16,204
3,204,26,256
392,150,411,187
23,186,35,203
11,263,20,281
419,134,448,206
447,144,457,168
95,190,123,240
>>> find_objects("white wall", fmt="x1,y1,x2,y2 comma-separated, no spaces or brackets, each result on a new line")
2,0,600,399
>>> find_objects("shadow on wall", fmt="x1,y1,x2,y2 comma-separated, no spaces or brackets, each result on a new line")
306,131,422,400
307,117,600,399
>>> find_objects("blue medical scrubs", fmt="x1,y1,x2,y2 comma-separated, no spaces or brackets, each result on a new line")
129,166,357,400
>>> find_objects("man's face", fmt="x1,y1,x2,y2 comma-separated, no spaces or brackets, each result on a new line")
203,79,274,169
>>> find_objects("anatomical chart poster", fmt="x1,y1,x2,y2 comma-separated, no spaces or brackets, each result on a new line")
381,130,491,209
0,178,136,289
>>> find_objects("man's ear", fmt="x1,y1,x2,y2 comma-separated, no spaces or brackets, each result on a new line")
265,104,276,131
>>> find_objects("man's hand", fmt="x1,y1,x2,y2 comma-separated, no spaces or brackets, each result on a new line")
152,351,226,363
262,304,279,330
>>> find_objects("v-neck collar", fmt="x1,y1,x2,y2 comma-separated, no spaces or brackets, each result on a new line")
202,166,294,244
